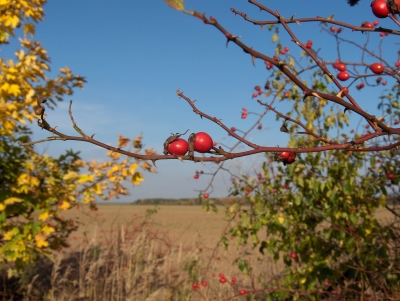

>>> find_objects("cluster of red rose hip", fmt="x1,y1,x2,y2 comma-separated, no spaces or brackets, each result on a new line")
165,132,214,156
334,61,390,84
191,274,247,295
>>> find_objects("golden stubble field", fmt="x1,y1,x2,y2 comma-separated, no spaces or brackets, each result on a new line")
55,204,281,300
51,204,396,300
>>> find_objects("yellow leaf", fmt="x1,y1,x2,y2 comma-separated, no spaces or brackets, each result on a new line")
38,211,50,221
164,0,184,11
4,15,19,27
63,171,79,182
59,201,71,210
300,278,306,284
42,225,55,235
122,169,129,177
4,197,23,205
277,213,284,224
77,173,95,184
0,204,5,211
4,228,19,241
0,0,11,5
106,150,122,160
131,172,144,186
107,165,119,177
35,233,48,248
93,183,102,195
129,163,138,175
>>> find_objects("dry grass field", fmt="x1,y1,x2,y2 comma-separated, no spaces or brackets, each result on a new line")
2,204,397,301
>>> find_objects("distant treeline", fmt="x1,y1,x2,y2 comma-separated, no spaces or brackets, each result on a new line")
131,198,245,206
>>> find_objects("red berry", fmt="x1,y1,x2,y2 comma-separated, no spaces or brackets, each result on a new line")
231,127,236,132
240,290,247,295
337,27,342,33
252,93,258,98
370,62,384,74
343,87,349,94
167,138,189,156
201,281,207,286
194,132,213,153
203,193,209,198
257,124,262,130
219,273,225,278
361,21,374,29
396,61,400,67
275,152,296,165
395,119,400,125
371,0,390,18
284,91,289,98
242,107,247,111
374,20,379,25
330,26,336,32
284,46,289,52
194,174,199,179
241,113,247,119
337,71,350,81
388,173,395,180
280,49,286,55
232,277,237,282
382,81,387,85
220,278,227,283
290,252,297,259
380,32,385,37
255,86,261,91
335,63,347,71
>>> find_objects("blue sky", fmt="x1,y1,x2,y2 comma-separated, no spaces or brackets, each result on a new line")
5,1,399,201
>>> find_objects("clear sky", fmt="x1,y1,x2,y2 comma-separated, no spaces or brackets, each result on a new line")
5,1,399,201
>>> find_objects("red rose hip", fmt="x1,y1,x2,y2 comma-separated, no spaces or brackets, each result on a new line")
369,62,384,74
194,132,213,153
371,0,390,18
167,138,189,156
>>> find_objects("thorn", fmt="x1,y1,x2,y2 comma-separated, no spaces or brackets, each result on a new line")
344,108,348,114
280,123,289,133
290,14,295,21
311,92,324,100
177,157,184,162
259,24,264,30
328,14,334,20
90,133,96,139
151,159,157,167
376,115,386,123
296,21,301,26
200,161,205,165
252,55,256,66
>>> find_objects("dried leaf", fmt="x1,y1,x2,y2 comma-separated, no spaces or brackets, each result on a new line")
117,133,130,148
164,0,184,11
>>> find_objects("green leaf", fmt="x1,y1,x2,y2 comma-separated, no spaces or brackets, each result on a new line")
271,33,279,43
164,0,184,11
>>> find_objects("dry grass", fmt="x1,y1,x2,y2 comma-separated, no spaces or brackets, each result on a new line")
1,204,398,300
1,205,280,301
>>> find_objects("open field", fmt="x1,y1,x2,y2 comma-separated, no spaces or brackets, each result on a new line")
2,204,397,300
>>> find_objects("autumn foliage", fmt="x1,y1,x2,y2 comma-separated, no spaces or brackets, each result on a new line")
0,0,155,276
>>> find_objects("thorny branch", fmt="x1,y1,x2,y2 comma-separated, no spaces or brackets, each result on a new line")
21,1,400,166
